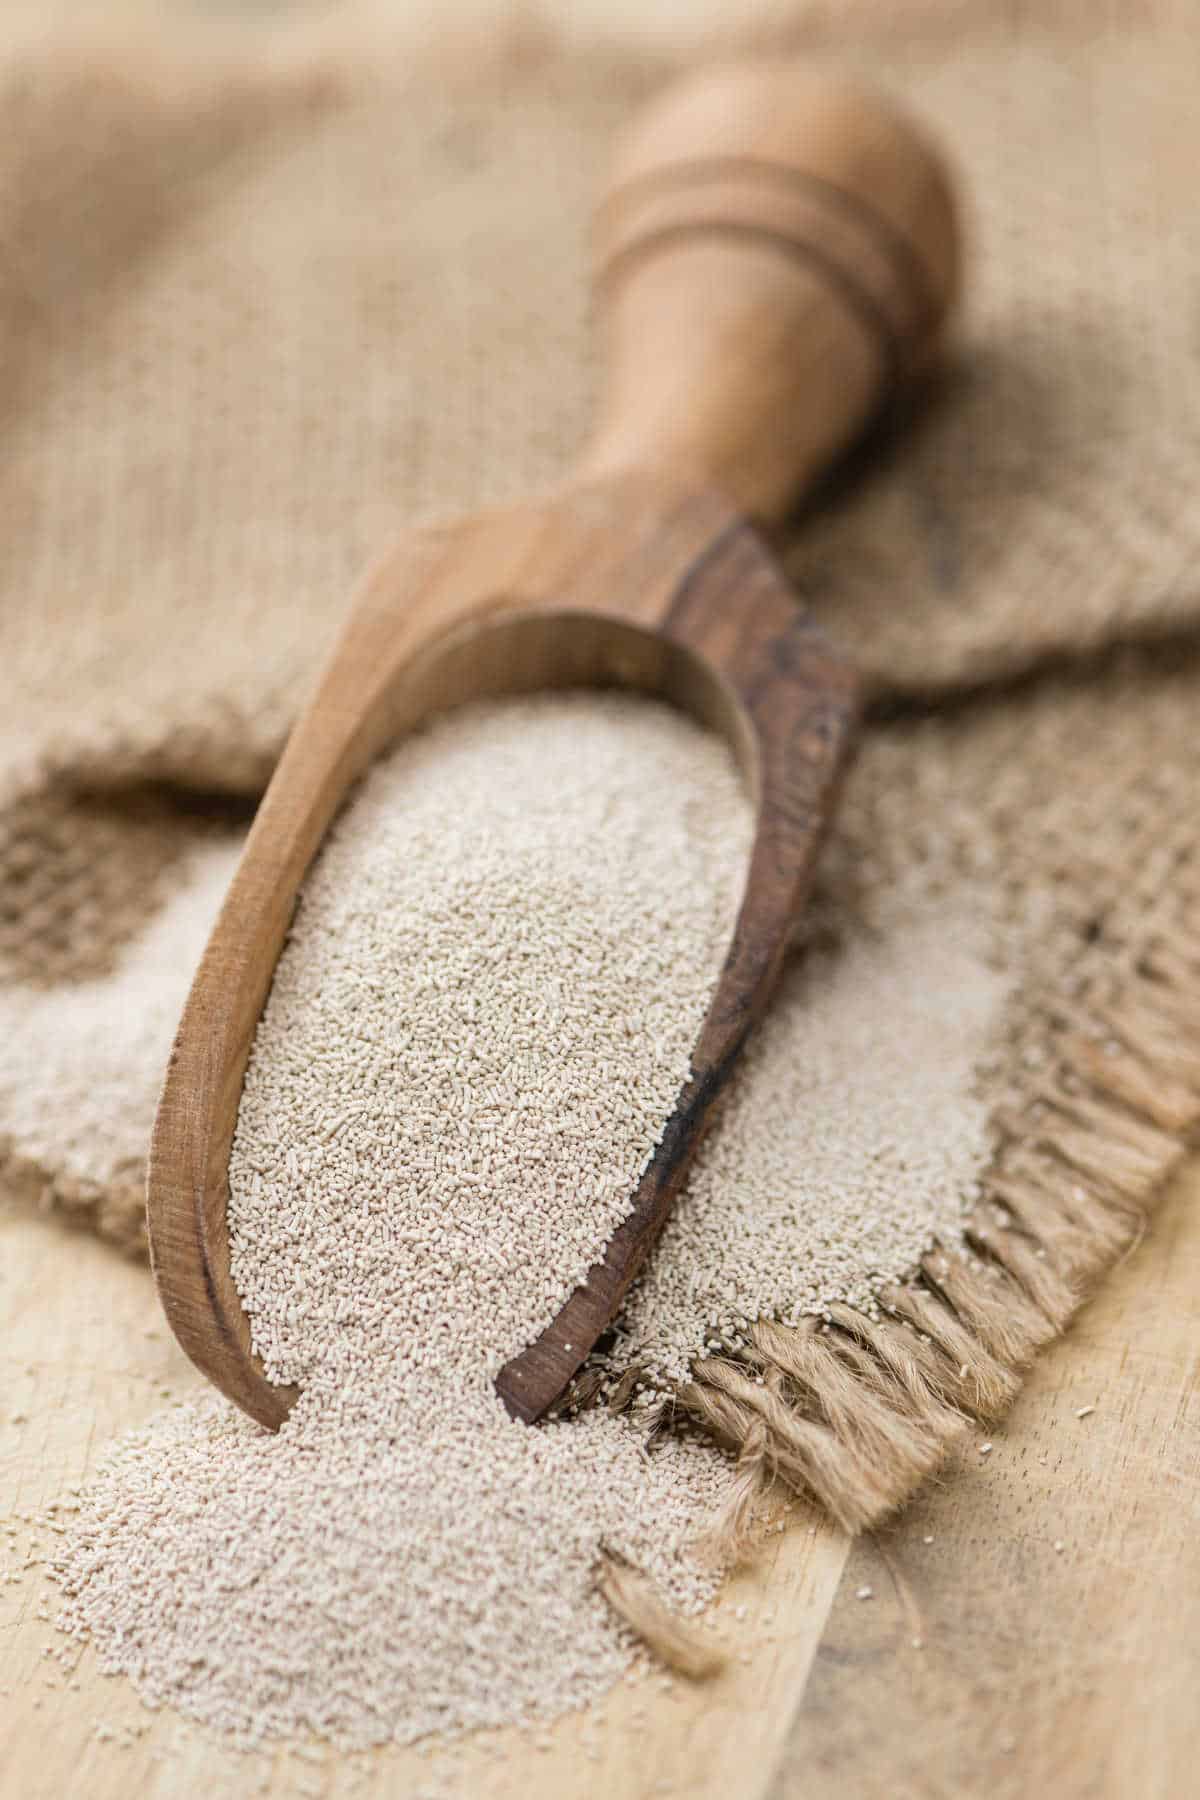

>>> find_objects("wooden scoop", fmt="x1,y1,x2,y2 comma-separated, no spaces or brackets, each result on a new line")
148,63,960,1429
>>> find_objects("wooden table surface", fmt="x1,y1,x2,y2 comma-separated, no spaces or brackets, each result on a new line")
2,1155,1197,1800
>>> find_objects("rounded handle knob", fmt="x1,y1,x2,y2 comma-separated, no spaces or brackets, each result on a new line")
583,63,961,525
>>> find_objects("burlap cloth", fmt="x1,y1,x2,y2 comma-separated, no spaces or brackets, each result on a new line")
3,1,1199,1532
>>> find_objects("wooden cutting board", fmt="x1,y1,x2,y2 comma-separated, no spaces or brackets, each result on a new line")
1,1156,1197,1800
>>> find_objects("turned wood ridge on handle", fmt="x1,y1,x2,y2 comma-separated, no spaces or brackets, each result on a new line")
147,62,961,1429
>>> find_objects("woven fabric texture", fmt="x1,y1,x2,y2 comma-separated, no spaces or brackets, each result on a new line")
2,4,1199,1535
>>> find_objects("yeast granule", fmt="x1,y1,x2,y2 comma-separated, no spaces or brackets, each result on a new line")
53,694,1000,1748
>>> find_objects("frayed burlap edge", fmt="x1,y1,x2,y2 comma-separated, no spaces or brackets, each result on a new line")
8,864,1199,1678
597,905,1200,1671
0,1142,147,1258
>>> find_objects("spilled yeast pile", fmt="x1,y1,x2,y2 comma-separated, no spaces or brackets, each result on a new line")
54,694,1003,1749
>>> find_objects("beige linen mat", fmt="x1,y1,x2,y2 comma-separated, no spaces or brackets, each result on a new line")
2,0,1199,1551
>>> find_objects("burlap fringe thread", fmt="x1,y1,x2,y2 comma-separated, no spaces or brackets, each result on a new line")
598,934,1200,1676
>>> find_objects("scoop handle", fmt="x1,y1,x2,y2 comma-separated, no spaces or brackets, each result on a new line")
582,63,960,525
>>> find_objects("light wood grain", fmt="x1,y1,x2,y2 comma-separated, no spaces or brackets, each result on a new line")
5,1156,1198,1798
772,1156,1200,1800
145,59,959,1434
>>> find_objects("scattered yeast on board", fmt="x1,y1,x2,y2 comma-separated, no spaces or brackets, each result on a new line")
53,694,1003,1749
